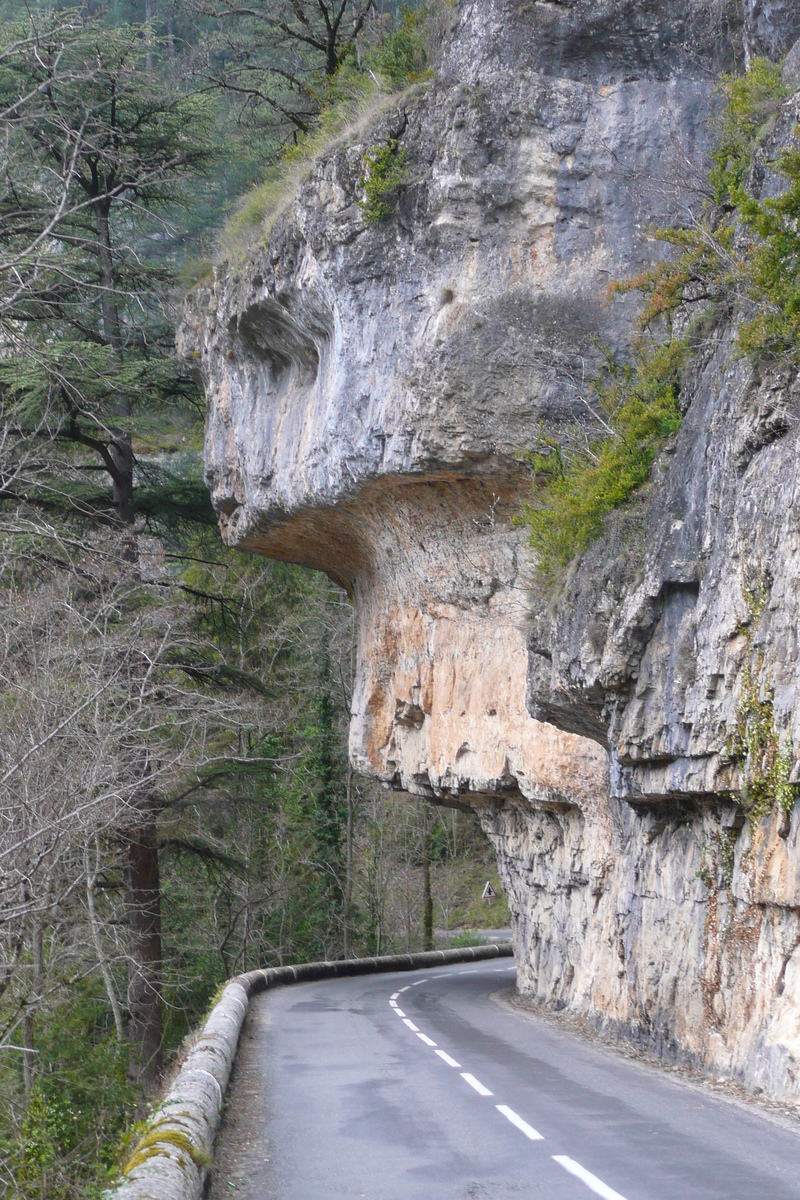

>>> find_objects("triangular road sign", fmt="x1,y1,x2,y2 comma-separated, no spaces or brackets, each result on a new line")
482,881,497,900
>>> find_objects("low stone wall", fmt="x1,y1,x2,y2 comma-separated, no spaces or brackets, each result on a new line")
109,943,513,1200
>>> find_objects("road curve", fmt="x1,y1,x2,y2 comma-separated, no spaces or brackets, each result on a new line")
214,961,800,1200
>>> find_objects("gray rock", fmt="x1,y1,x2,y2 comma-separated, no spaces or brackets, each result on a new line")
181,0,800,1102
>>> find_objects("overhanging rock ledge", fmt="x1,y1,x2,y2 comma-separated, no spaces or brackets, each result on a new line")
181,0,800,1103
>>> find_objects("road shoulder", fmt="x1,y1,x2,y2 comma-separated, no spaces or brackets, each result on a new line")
492,985,800,1136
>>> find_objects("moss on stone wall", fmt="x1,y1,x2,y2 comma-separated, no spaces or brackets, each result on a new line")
728,570,798,822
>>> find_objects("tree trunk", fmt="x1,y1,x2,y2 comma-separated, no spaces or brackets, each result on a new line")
343,764,354,958
421,804,433,952
125,818,163,1088
86,836,125,1042
166,0,175,58
94,200,162,1074
145,0,155,70
95,202,136,531
22,923,43,1103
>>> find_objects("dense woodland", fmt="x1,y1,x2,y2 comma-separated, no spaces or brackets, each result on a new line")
0,2,506,1195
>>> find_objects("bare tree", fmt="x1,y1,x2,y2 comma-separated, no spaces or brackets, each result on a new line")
190,0,377,145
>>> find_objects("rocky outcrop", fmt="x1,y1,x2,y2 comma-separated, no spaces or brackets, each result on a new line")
182,0,800,1103
517,78,800,1102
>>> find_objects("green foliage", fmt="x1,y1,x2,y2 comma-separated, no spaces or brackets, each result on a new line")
221,2,442,251
222,75,391,251
729,654,798,823
709,59,788,205
459,876,511,930
370,7,430,88
615,58,800,366
518,340,685,582
4,983,137,1199
358,137,410,222
734,145,800,360
0,10,214,536
447,930,485,948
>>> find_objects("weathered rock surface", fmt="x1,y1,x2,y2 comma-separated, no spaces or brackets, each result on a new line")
182,0,800,1103
520,77,800,1102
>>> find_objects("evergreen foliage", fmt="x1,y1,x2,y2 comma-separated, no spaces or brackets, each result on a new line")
612,58,800,367
518,341,685,582
0,10,213,533
358,137,410,222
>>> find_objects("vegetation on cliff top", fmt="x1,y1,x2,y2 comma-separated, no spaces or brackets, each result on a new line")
221,3,442,254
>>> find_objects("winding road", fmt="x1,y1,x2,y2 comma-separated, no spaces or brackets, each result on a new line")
214,960,800,1200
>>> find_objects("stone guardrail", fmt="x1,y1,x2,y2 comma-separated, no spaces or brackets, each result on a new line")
109,942,514,1200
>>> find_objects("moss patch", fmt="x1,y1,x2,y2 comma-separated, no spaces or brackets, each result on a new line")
728,653,796,823
728,571,798,823
123,1122,213,1176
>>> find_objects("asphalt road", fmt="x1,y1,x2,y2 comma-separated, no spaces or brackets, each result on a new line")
217,961,800,1200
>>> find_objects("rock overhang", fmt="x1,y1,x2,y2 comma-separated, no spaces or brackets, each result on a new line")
180,0,759,813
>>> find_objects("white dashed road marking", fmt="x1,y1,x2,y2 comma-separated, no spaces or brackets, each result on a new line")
496,1104,543,1141
388,967,628,1200
552,1156,629,1200
461,1072,493,1097
435,1049,461,1068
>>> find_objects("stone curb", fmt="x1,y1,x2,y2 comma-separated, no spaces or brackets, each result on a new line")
108,942,514,1200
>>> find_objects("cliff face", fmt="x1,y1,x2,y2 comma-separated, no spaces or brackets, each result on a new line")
182,0,800,1102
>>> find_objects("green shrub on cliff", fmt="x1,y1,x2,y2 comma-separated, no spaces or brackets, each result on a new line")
358,137,410,222
370,6,430,88
615,57,798,366
709,58,789,205
734,145,800,360
518,340,685,581
222,2,440,253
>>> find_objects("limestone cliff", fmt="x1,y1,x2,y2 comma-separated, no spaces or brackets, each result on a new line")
181,0,800,1103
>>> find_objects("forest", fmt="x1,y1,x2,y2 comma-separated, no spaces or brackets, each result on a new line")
0,1,506,1195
